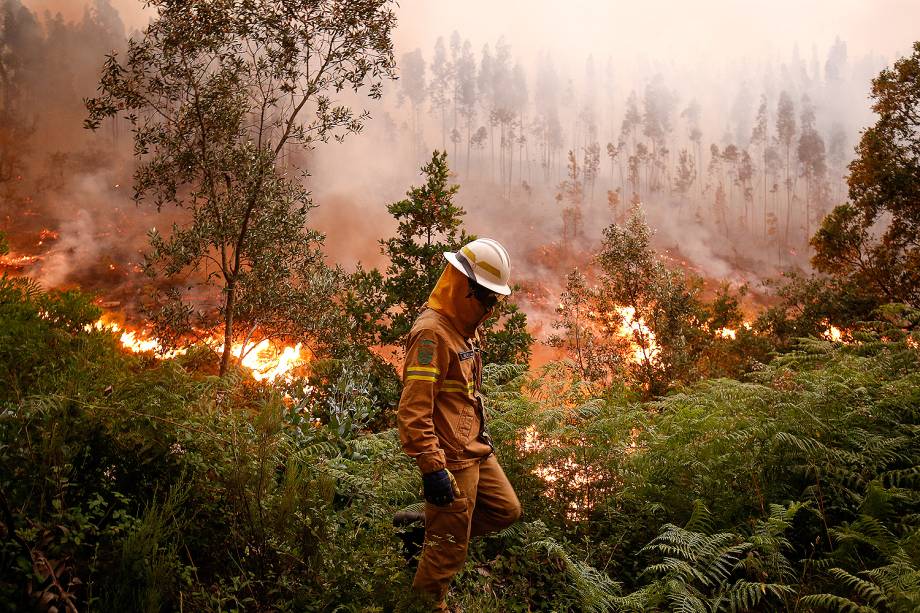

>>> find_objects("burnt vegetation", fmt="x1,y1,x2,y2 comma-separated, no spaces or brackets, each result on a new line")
1,2,919,612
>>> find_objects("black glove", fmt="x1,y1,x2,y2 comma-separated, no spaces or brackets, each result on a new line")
422,469,456,506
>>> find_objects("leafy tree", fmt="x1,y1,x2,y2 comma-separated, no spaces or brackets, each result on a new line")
84,0,397,376
674,148,697,197
509,60,529,190
428,37,451,149
812,41,920,308
682,99,704,200
595,206,747,395
642,75,675,191
548,268,625,382
379,150,468,344
534,52,563,181
455,38,478,175
0,0,39,186
556,150,584,247
375,150,532,363
477,43,496,178
797,94,828,242
755,271,877,347
751,94,769,237
583,141,601,205
620,91,642,151
825,36,848,82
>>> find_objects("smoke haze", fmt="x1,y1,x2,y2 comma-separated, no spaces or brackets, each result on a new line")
4,0,919,332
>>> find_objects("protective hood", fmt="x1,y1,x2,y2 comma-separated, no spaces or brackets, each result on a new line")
427,264,491,338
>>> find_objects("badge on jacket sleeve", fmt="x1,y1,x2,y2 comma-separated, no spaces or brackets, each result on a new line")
458,350,475,361
418,339,436,365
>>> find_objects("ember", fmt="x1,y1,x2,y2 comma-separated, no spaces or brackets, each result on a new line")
0,252,41,269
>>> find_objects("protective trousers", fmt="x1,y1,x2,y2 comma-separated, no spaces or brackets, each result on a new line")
413,454,521,609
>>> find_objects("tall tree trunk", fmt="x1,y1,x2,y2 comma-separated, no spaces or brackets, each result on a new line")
466,120,471,177
219,280,236,377
784,146,792,253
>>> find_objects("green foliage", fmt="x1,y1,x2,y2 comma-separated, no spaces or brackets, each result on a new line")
3,282,920,610
590,205,758,395
811,41,920,309
380,150,469,344
0,275,102,402
618,502,797,611
755,271,879,348
548,267,627,383
480,301,533,365
482,325,920,610
0,283,423,611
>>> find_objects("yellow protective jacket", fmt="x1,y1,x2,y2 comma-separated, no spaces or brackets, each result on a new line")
397,265,494,474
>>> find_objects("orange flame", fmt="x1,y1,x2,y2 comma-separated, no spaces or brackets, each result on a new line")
229,339,307,383
610,306,658,364
821,321,843,342
37,229,59,246
0,252,41,268
92,316,308,382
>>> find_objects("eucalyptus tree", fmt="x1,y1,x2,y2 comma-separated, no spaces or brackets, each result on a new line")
399,47,427,157
812,42,920,308
534,52,562,181
797,94,827,242
428,36,450,150
680,99,703,200
85,0,397,376
455,39,477,175
775,91,797,249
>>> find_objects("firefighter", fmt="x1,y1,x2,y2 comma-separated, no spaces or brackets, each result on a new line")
396,237,522,611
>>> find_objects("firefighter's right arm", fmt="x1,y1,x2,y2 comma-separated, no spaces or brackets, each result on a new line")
397,328,450,473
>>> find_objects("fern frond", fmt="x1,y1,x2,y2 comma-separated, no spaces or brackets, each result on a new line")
526,538,620,612
827,568,889,610
798,592,877,612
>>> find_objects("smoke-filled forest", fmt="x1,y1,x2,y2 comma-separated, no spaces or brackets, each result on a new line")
2,0,919,611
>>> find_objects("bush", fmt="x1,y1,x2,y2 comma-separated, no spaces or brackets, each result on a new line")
2,280,918,611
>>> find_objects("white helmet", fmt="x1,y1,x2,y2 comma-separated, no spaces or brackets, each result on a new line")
444,238,512,296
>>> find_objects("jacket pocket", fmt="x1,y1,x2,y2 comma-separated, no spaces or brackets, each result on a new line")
455,406,474,443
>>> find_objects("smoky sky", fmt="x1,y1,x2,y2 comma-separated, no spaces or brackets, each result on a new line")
24,0,920,64
393,0,919,67
10,0,920,316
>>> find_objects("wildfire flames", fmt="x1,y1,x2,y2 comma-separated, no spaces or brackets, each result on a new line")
0,252,41,269
3,236,310,382
588,306,659,364
93,317,308,382
614,306,659,363
520,424,641,519
521,426,597,517
586,308,753,365
235,339,307,383
37,228,59,246
823,323,844,342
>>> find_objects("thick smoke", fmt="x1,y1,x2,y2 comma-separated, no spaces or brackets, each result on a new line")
2,0,917,333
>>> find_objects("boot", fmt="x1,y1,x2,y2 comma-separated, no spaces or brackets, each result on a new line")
393,510,425,566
